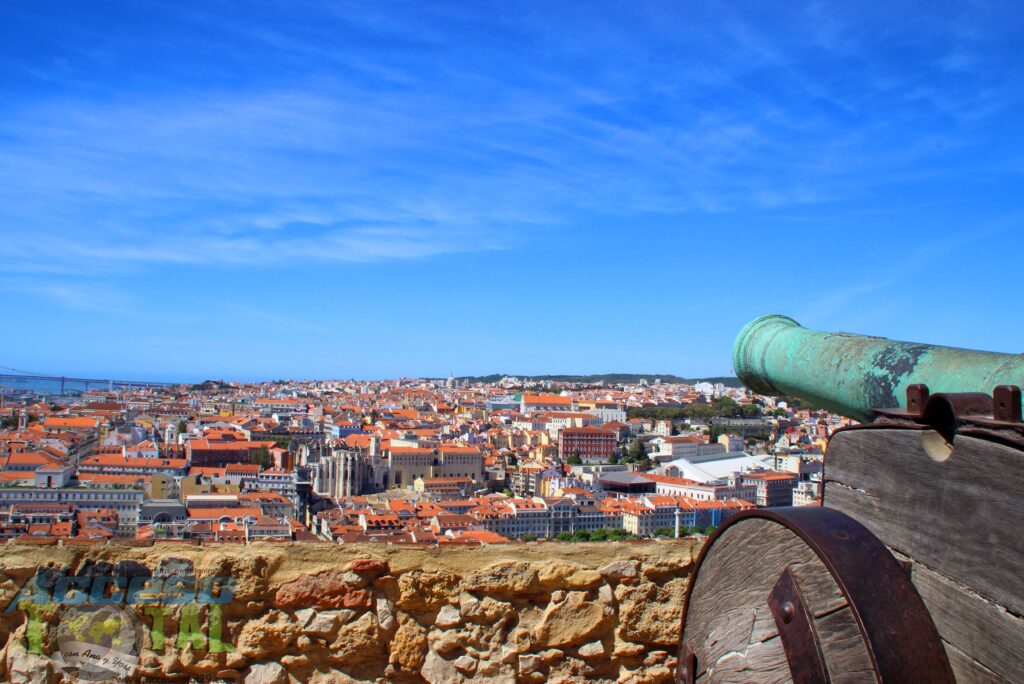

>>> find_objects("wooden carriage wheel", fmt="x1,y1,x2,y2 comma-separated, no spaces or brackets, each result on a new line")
677,507,955,683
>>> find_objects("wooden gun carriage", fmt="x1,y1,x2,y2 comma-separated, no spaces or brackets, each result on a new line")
678,316,1024,683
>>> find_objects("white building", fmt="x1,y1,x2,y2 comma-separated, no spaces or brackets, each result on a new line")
653,420,673,437
717,433,745,453
656,436,727,462
649,473,757,503
0,486,143,537
654,452,773,483
592,407,627,424
792,477,822,506
256,469,299,508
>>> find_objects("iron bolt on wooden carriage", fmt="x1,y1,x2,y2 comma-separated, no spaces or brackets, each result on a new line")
678,316,1024,683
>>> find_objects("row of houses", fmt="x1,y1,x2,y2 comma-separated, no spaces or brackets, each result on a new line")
312,491,755,542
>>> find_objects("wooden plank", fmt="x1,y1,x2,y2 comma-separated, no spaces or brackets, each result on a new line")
814,607,875,684
943,642,1011,684
684,518,874,683
826,430,1024,617
907,558,1024,684
707,637,791,684
686,520,801,681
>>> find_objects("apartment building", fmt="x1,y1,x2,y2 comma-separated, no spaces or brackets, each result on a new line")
387,446,484,489
186,439,276,468
78,454,187,477
520,394,574,414
741,470,799,507
0,486,143,537
647,473,757,503
558,426,617,463
655,435,727,462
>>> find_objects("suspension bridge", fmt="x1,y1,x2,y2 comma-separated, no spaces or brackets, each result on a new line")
0,365,179,395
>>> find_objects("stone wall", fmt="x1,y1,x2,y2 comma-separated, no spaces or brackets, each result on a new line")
0,540,698,683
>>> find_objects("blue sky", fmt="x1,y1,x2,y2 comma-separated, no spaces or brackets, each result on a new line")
0,1,1021,381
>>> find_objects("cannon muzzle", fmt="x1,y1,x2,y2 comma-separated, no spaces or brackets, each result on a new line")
732,315,1024,421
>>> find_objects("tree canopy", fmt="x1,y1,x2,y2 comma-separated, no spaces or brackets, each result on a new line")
628,399,762,422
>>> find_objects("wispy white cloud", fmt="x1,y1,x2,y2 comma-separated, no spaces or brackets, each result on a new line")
797,211,1024,326
0,279,135,314
0,0,1017,280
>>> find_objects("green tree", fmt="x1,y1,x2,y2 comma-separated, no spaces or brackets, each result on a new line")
176,419,188,434
653,527,676,538
713,396,740,416
589,528,609,541
708,424,729,441
566,451,582,465
773,395,822,411
502,488,514,497
741,404,762,417
626,407,689,421
571,530,592,542
521,533,537,542
685,404,714,421
555,531,573,542
627,439,647,462
704,524,717,536
254,445,272,469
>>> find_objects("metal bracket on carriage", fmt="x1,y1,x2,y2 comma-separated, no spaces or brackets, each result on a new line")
868,384,1024,449
767,567,828,684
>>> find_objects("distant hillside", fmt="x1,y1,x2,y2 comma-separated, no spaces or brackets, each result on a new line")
454,374,743,387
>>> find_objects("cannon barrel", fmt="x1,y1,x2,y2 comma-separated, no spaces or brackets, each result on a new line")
732,314,1024,421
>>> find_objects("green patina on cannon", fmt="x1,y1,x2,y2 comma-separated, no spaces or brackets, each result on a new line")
732,314,1024,422
678,316,1024,684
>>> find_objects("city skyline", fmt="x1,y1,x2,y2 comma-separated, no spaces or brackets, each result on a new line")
1,1,1022,380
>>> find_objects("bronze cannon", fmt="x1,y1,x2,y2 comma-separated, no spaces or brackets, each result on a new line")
678,317,1024,683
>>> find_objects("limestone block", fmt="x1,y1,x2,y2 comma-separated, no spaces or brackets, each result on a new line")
534,591,615,648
